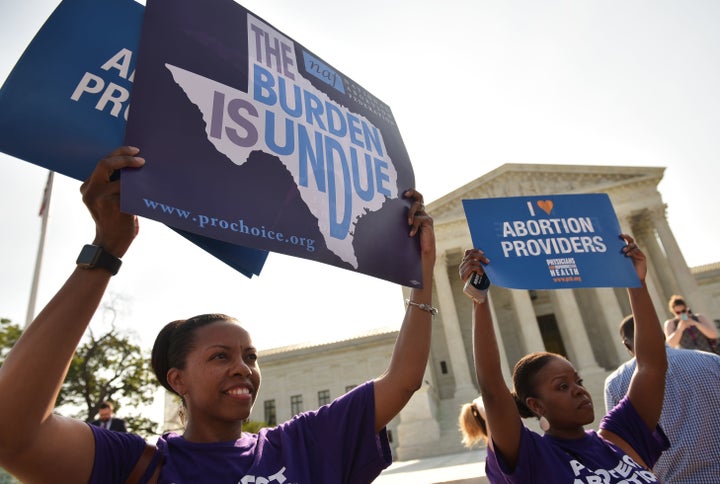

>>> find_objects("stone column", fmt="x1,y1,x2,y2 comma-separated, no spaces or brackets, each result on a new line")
395,384,441,460
550,290,602,372
649,206,712,312
625,213,667,319
510,289,546,354
593,287,630,363
644,266,668,322
633,210,677,299
488,293,513,384
433,252,477,402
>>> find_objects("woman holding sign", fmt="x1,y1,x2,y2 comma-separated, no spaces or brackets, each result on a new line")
0,147,437,483
458,239,669,483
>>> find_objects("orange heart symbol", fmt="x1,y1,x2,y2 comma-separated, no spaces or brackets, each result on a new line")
537,200,553,215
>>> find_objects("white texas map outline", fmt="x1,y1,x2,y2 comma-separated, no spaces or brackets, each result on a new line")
165,14,398,268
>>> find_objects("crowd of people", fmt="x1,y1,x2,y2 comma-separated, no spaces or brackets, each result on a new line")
0,146,718,483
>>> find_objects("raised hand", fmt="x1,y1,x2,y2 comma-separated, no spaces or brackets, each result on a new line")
80,146,145,257
459,248,489,282
405,189,435,259
620,234,646,282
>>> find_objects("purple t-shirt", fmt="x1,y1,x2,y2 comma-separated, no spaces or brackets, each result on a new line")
486,396,669,483
89,381,391,483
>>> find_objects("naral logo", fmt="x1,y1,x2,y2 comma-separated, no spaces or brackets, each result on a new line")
239,466,287,483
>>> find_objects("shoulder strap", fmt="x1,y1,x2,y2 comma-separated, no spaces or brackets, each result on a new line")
125,443,161,484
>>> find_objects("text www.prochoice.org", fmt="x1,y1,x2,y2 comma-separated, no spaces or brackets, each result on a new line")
142,198,316,252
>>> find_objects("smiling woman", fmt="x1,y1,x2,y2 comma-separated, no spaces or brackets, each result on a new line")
0,147,437,483
151,315,261,442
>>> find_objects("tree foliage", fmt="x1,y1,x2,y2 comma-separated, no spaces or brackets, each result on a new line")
0,318,23,364
57,325,159,435
54,295,159,435
1,296,160,436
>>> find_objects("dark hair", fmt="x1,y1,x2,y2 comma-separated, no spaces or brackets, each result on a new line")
99,401,114,410
151,313,237,396
511,352,565,418
619,315,635,352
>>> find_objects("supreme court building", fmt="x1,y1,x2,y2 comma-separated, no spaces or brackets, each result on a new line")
166,163,720,461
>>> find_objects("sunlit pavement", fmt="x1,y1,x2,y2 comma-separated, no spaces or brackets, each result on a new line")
375,449,488,484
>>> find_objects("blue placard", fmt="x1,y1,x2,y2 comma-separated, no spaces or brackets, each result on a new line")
0,0,140,181
462,194,641,289
122,0,422,287
0,0,267,278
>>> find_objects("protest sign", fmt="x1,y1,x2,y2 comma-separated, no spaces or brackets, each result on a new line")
462,194,641,290
121,0,422,287
0,0,268,277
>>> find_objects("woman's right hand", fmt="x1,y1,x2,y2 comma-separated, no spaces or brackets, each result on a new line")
80,146,145,258
459,248,489,282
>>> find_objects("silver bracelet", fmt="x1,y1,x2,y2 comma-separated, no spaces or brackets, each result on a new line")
405,299,439,317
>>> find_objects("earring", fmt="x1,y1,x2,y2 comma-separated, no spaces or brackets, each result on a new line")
539,416,550,432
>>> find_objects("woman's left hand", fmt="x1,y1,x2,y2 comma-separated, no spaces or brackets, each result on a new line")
621,234,647,282
405,189,435,258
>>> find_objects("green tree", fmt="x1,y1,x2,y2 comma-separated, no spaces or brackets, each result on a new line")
2,308,159,436
58,325,159,435
0,318,23,364
1,309,159,438
54,294,159,436
1,320,27,481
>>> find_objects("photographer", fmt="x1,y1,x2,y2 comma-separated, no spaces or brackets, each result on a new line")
663,294,719,354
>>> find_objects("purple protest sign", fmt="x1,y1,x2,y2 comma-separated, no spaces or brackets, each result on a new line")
122,0,422,286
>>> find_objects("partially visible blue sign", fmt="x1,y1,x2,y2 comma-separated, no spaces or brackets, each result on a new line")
462,194,641,289
0,0,139,181
0,0,267,278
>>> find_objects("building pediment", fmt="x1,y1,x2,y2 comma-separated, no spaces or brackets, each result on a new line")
428,163,665,223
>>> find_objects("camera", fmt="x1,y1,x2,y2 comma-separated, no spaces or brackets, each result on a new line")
463,272,490,304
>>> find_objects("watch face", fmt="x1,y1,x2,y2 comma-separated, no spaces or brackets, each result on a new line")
76,244,101,268
76,245,121,275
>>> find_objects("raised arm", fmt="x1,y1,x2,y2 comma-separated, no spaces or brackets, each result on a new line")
0,147,145,482
373,190,435,432
608,235,667,432
459,250,523,469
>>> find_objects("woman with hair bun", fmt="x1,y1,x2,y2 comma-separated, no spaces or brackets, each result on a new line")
458,237,669,483
0,147,437,483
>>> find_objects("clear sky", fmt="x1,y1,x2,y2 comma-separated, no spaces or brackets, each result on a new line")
2,0,719,356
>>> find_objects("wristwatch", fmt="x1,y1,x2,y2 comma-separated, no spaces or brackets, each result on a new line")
76,244,122,275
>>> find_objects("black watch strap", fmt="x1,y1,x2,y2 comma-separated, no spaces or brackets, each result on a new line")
76,244,122,275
